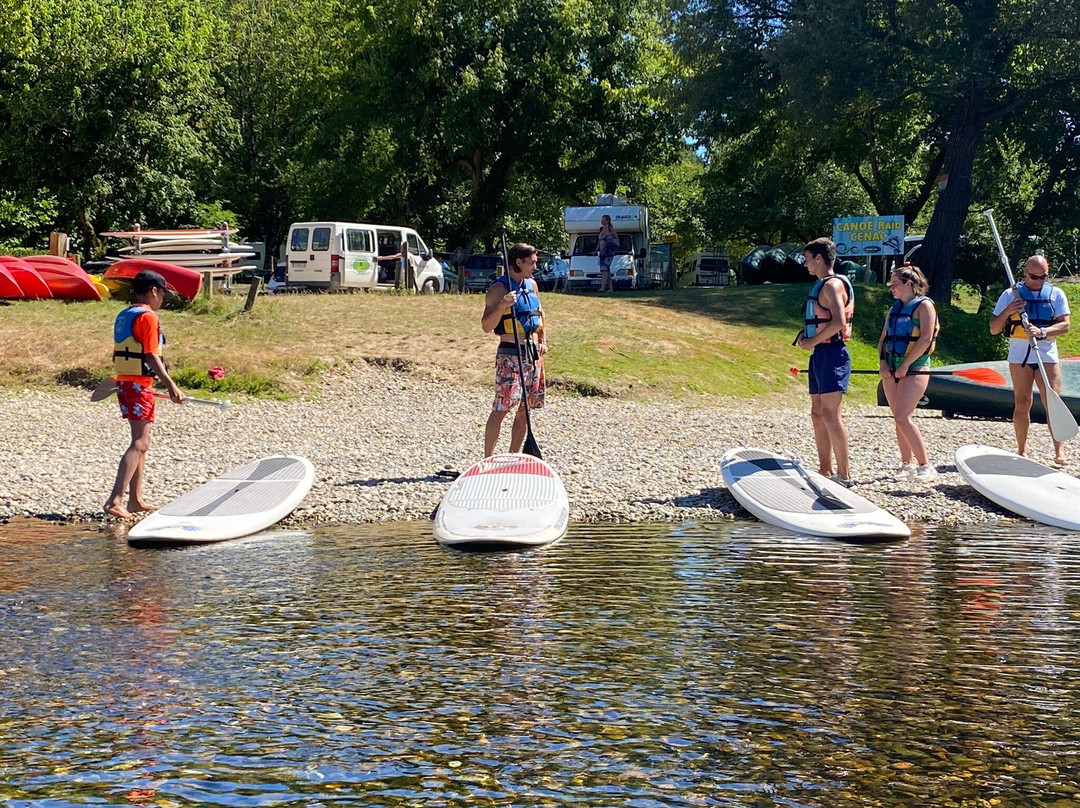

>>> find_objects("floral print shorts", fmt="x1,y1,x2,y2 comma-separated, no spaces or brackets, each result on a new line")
117,380,156,422
493,352,545,411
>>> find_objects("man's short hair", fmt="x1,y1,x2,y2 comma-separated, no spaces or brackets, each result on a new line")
803,238,837,266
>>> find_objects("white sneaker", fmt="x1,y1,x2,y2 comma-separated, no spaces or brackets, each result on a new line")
913,464,938,484
894,463,916,481
830,474,855,488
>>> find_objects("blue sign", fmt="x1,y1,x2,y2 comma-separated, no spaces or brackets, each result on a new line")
832,216,905,256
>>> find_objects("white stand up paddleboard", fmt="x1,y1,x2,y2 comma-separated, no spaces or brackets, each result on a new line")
434,453,569,551
721,447,910,540
955,444,1080,531
127,455,315,547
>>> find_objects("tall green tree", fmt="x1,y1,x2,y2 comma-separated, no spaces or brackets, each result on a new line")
333,0,678,251
0,0,219,254
209,0,358,267
679,0,1080,300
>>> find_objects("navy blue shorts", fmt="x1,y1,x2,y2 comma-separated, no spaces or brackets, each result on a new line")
808,343,851,395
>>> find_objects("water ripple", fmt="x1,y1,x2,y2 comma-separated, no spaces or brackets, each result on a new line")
2,520,1079,805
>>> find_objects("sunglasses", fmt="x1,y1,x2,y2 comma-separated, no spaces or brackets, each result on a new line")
1027,273,1048,281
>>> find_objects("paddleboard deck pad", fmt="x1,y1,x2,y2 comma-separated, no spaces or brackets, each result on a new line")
721,447,910,540
434,453,569,551
127,455,315,547
955,444,1080,531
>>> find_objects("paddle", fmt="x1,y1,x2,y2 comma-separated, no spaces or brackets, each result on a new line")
89,377,231,411
786,456,852,510
788,365,1007,385
983,209,1079,442
499,227,542,459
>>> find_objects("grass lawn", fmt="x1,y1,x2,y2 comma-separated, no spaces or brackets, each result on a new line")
2,280,1072,405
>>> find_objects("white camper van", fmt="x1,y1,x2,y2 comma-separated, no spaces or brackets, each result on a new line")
284,222,445,292
563,197,650,291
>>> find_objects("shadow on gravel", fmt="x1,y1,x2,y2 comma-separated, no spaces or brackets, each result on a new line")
340,474,453,487
632,487,741,513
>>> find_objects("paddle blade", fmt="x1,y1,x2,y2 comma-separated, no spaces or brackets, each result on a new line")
89,378,118,402
952,367,1007,386
522,431,542,459
1045,388,1079,442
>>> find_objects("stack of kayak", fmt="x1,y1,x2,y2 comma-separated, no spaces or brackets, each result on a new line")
0,254,104,301
101,228,258,300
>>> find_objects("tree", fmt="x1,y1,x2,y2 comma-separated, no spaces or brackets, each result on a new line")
330,0,678,251
677,0,1080,301
0,0,219,254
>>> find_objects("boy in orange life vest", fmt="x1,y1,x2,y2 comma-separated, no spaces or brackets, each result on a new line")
104,270,185,519
795,238,855,486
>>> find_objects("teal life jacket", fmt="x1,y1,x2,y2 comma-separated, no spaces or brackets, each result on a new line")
803,274,854,343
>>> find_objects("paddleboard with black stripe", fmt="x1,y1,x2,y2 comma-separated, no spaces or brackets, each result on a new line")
955,444,1080,531
721,447,909,540
434,453,569,551
127,455,315,547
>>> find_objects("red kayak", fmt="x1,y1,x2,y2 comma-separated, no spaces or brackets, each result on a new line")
0,256,52,299
0,263,24,299
105,258,202,301
23,255,102,301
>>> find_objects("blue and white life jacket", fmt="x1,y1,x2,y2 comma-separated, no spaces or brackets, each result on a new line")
1007,281,1057,339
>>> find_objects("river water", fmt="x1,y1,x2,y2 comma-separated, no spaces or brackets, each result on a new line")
1,519,1078,807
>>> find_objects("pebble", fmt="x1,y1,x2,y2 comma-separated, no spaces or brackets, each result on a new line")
0,364,1071,528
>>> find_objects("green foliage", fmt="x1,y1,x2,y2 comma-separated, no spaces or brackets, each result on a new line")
677,0,1080,299
0,0,221,255
338,0,679,251
170,363,281,396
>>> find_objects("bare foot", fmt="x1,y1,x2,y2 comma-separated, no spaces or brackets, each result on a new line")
1055,456,1068,467
127,501,158,514
104,503,133,519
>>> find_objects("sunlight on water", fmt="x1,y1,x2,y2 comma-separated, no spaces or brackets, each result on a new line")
2,519,1079,806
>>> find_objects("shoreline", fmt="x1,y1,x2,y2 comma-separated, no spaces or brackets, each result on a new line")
0,364,1068,528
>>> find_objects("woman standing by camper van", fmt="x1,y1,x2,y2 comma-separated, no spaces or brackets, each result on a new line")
878,264,939,484
597,215,618,292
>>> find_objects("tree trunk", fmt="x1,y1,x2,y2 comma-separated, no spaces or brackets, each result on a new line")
923,88,990,302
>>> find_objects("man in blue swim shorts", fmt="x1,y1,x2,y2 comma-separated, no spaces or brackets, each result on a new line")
795,238,854,486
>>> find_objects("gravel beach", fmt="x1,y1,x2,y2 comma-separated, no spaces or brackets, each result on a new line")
0,363,1070,528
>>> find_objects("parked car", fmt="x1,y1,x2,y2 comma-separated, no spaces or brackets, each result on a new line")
462,253,502,292
535,252,569,292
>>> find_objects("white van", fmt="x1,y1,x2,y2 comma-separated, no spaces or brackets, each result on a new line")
285,222,445,293
563,196,650,291
680,252,733,286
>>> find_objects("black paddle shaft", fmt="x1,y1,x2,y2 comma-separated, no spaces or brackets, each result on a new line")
500,227,542,459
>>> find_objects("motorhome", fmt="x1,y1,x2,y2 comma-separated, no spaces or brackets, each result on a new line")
284,222,445,292
563,197,650,291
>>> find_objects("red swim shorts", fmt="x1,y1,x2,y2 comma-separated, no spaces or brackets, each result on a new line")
116,380,156,422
